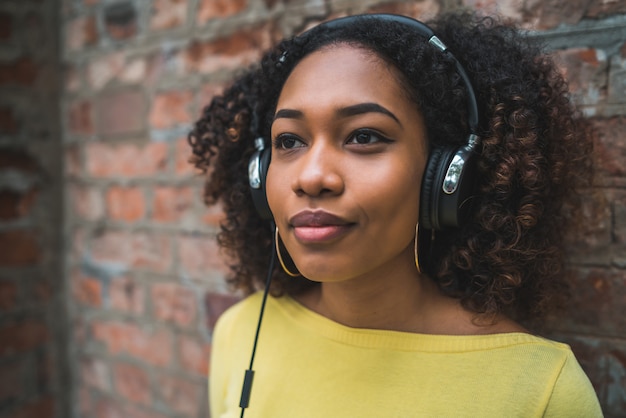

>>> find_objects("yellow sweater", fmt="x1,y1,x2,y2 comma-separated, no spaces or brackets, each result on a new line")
210,292,603,418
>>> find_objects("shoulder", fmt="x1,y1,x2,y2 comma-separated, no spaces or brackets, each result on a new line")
543,348,603,417
213,292,265,339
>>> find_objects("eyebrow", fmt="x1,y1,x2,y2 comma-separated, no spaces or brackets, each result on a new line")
273,102,402,127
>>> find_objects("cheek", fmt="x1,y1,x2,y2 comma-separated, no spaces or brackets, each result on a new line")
351,159,423,226
265,164,286,217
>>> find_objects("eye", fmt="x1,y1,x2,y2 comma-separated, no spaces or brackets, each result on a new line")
346,129,392,145
273,134,305,150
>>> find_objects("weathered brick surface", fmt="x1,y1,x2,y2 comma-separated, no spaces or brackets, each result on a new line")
109,276,144,314
155,373,202,416
593,117,626,179
151,282,197,327
197,0,248,24
113,362,151,404
178,334,211,376
51,1,626,417
151,0,189,31
0,229,41,266
105,186,146,222
85,141,168,178
92,321,173,367
95,90,146,136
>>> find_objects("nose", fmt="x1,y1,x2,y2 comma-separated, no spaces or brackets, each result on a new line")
291,141,344,198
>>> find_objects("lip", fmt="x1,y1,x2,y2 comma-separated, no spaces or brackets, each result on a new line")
288,210,355,243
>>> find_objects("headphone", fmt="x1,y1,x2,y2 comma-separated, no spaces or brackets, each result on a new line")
248,14,480,231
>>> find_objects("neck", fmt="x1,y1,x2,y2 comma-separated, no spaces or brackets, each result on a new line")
297,247,448,333
294,246,526,335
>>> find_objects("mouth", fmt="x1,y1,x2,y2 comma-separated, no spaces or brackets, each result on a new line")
288,210,355,243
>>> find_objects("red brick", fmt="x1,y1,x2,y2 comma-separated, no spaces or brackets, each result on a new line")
87,52,125,90
0,56,39,86
175,137,200,176
197,0,247,24
72,315,88,346
34,277,53,305
104,2,138,40
205,291,239,330
109,276,144,314
80,356,110,391
554,48,608,107
587,0,626,17
119,57,148,84
182,25,277,73
202,203,226,226
66,15,98,51
0,189,38,220
86,53,149,89
106,186,145,222
69,227,86,267
94,397,170,418
366,0,440,20
151,0,188,30
71,269,103,307
11,396,54,418
0,359,22,401
95,90,145,136
0,281,17,311
92,321,173,367
528,0,590,29
593,117,626,178
0,320,48,355
263,0,279,8
90,230,172,273
0,12,12,40
0,149,39,172
551,268,626,337
150,90,193,130
197,82,225,109
64,144,81,177
155,373,201,416
178,234,229,279
0,229,41,266
77,388,92,418
85,141,168,178
615,192,626,245
152,186,193,223
151,282,197,327
0,106,18,133
178,334,210,376
564,188,612,257
67,99,94,136
113,362,150,404
63,63,82,93
22,12,44,49
70,184,104,221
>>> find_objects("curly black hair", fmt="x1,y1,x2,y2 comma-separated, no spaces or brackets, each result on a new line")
188,12,593,325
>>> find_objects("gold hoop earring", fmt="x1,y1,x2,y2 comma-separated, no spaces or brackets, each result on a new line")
275,227,300,277
414,223,422,274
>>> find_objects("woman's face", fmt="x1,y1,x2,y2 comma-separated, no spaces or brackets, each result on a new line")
267,44,428,283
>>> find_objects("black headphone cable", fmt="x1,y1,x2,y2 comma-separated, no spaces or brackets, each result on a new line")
239,223,277,417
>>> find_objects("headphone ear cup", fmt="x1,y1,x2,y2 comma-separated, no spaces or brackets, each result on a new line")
249,148,273,220
420,147,448,230
420,143,478,230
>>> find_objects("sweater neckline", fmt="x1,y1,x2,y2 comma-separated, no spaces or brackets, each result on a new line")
270,294,562,353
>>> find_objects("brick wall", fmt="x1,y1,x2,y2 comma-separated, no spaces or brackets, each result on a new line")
0,0,66,418
59,0,626,417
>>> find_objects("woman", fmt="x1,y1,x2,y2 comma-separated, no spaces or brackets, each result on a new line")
189,12,603,417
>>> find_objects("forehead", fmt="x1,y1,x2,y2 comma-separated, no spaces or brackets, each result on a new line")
277,44,409,109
